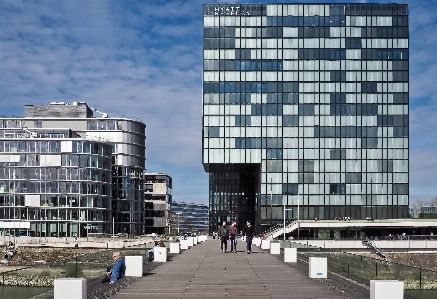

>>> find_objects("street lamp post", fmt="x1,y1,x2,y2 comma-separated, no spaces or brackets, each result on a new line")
176,213,182,234
297,189,300,239
283,200,293,241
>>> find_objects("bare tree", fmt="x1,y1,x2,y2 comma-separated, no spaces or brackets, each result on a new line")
412,197,437,218
165,212,185,234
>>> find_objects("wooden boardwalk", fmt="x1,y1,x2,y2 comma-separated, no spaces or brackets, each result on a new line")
110,238,363,299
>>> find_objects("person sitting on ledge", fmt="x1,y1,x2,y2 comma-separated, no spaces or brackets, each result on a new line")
102,251,125,284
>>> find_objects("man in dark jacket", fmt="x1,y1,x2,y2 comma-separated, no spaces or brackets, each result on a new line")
243,221,255,254
218,221,230,253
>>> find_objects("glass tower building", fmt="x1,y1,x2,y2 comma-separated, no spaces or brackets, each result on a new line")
202,4,409,234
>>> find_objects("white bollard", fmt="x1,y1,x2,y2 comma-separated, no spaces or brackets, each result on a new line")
253,237,260,246
260,239,270,250
309,257,327,278
169,242,180,254
198,235,207,242
270,242,280,254
125,256,143,277
370,280,404,299
284,248,297,263
153,246,167,262
54,278,86,299
180,239,189,250
187,237,194,247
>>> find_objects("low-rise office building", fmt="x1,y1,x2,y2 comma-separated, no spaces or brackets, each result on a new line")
171,201,209,233
144,172,172,234
0,127,112,237
1,102,146,235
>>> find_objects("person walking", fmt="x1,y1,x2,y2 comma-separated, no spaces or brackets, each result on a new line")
218,221,230,253
243,221,255,254
230,221,238,253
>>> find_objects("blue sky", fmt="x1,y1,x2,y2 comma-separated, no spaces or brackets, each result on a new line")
0,0,436,206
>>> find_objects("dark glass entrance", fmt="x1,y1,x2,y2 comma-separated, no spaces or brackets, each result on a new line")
208,164,260,234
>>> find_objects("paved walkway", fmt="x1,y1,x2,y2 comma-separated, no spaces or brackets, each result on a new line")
110,239,361,299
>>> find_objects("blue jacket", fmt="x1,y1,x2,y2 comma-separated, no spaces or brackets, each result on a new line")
110,257,125,282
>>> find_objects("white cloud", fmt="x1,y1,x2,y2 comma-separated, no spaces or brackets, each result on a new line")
1,0,437,205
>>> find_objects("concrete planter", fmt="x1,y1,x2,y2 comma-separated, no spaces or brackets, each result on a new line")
270,242,280,254
125,256,143,277
370,280,404,299
169,242,180,254
154,247,167,263
260,239,270,250
54,278,86,299
284,248,297,263
309,257,327,278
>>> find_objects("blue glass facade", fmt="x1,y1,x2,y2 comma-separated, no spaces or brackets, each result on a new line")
203,4,409,234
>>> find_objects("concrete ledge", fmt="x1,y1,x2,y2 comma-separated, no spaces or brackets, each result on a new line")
370,280,404,299
125,256,143,277
309,257,327,278
54,278,86,299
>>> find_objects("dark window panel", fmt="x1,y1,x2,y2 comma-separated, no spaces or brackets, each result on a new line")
330,93,347,104
393,183,408,195
283,116,299,127
330,71,347,82
267,149,282,160
283,93,299,104
361,138,378,148
345,38,362,49
235,116,251,127
208,127,220,138
282,184,298,195
298,160,314,173
298,104,315,116
361,82,378,93
345,173,361,184
299,173,314,184
329,149,346,160
329,184,346,195
393,93,408,104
